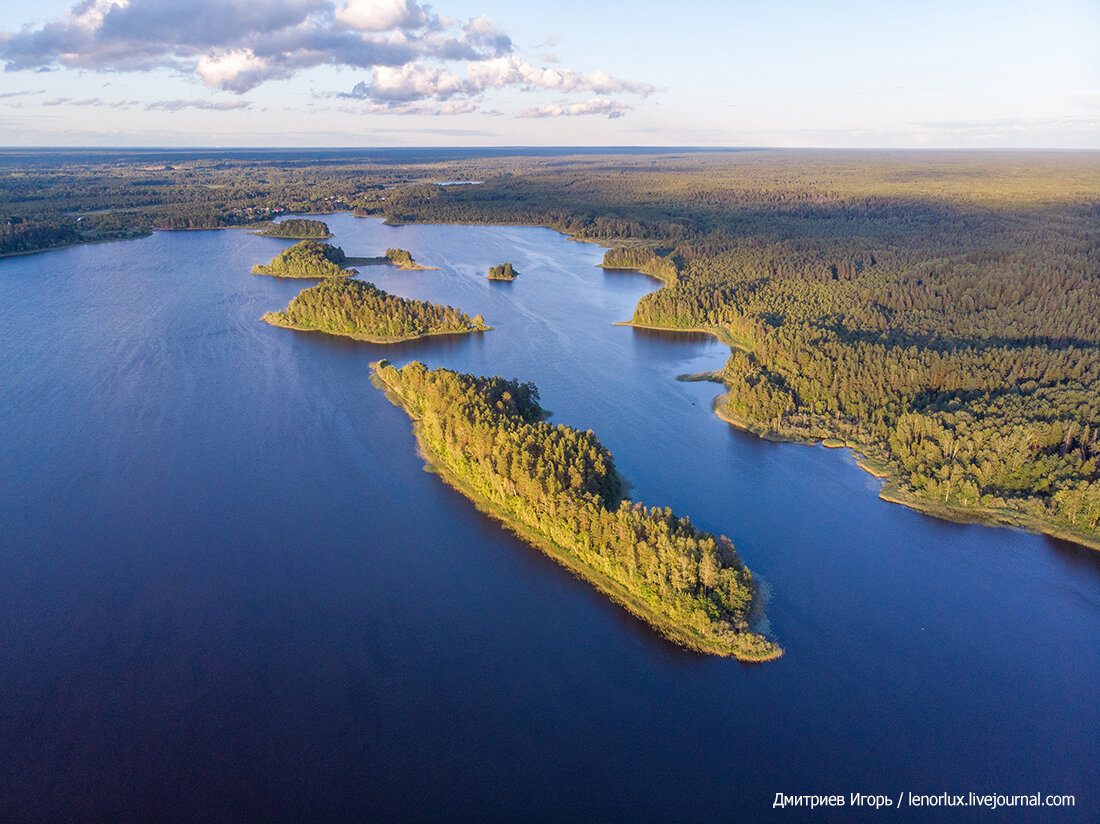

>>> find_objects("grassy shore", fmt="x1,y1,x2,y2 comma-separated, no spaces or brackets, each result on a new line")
877,480,1100,551
711,395,817,445
261,313,488,343
373,364,781,662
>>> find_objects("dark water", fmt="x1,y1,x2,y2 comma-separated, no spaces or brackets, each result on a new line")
2,215,1097,822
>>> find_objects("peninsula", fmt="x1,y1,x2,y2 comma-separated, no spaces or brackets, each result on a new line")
486,262,518,281
253,218,332,238
263,277,487,343
251,239,356,278
372,360,781,661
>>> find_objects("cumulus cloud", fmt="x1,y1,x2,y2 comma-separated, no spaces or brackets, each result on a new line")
0,0,494,91
0,0,653,116
196,49,272,91
459,16,511,58
521,99,631,119
352,62,466,101
341,56,650,108
335,0,426,32
466,56,653,96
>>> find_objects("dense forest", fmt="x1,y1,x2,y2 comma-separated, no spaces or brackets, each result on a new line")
374,360,780,659
255,218,332,238
251,239,354,278
623,224,1100,545
3,147,1098,546
487,262,518,280
264,277,486,342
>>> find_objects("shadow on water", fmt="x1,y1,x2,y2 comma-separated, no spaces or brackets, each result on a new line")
1043,534,1100,573
627,326,719,345
600,267,665,285
445,475,722,670
273,324,490,359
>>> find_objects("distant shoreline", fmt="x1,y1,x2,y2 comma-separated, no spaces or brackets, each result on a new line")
0,230,153,259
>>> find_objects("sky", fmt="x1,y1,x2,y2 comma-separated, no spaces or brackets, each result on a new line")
0,0,1097,148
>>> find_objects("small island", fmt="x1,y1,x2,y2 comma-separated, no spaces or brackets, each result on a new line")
251,239,357,278
262,277,488,343
486,262,518,281
372,360,781,661
345,247,439,270
253,218,333,239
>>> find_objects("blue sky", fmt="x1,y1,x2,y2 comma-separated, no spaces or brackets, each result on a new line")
1,0,1097,147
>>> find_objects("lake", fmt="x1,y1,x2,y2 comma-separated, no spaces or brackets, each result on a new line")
2,214,1097,821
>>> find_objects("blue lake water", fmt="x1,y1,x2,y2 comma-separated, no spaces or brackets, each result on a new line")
1,214,1097,821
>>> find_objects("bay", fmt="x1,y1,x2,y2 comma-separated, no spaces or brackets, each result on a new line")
1,214,1097,821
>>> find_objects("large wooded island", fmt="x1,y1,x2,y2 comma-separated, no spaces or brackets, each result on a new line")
373,359,781,660
263,277,488,343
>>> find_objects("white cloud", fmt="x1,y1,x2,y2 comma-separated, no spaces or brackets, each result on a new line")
459,15,511,57
1,0,653,117
367,63,465,101
466,56,653,96
335,0,426,33
338,55,650,117
521,98,632,119
196,49,271,90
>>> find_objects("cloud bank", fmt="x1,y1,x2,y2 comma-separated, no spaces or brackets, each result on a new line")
1,0,651,117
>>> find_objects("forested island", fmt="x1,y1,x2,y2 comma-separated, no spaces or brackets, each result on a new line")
263,277,487,343
254,218,332,238
373,360,780,660
487,262,518,280
384,248,436,270
251,240,356,278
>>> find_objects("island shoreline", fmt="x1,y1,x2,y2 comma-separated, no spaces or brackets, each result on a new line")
372,364,782,662
261,313,490,344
